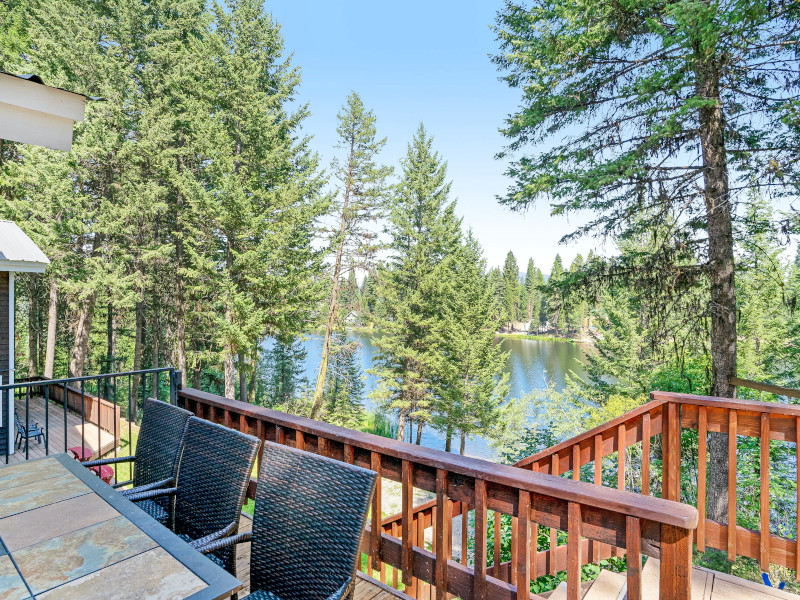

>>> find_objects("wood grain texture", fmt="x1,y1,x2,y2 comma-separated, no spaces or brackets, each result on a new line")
516,491,530,600
659,524,692,600
436,469,450,600
567,502,581,600
642,413,651,496
402,460,414,585
697,406,708,552
626,516,641,600
728,410,737,562
474,479,487,600
372,452,383,571
760,413,770,571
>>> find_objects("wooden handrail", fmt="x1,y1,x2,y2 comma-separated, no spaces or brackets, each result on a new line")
731,376,800,400
178,387,696,600
511,388,800,579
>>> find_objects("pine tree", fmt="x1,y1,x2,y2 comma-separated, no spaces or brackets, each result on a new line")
501,251,521,330
524,258,538,323
371,124,462,442
432,233,511,453
568,254,588,335
494,0,800,521
257,338,308,409
310,92,392,419
548,255,566,335
205,0,327,401
324,332,365,429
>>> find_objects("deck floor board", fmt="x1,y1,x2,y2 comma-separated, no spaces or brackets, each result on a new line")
4,395,116,465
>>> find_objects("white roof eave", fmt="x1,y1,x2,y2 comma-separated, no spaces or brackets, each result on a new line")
0,221,50,274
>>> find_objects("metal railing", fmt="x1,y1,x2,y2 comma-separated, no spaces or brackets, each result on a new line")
1,367,180,464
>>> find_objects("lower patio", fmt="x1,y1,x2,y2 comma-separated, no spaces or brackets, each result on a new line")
4,394,119,465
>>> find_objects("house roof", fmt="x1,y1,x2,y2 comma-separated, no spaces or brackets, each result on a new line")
0,221,50,273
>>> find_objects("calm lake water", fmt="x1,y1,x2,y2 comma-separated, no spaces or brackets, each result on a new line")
289,333,589,461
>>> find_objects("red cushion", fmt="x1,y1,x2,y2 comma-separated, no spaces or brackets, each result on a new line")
68,446,93,461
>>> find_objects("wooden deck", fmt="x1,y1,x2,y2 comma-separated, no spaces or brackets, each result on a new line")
4,395,117,464
235,514,409,600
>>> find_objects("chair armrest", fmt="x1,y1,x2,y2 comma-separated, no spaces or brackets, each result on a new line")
325,578,354,600
125,487,177,503
83,455,135,468
120,478,174,497
195,531,252,555
189,521,238,551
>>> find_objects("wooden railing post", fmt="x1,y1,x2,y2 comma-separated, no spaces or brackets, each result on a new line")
435,469,451,600
370,452,383,573
402,460,414,586
473,479,487,600
517,491,531,600
662,403,680,502
659,524,691,600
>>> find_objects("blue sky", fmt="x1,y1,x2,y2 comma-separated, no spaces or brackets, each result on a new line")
267,0,602,273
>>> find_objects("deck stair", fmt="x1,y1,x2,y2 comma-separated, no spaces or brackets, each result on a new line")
545,559,799,600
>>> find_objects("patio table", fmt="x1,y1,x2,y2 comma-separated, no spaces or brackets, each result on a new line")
0,453,242,600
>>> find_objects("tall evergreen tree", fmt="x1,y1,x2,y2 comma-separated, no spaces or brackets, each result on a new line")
524,258,538,323
433,233,511,453
548,255,566,334
310,92,391,419
494,0,800,519
371,124,461,442
501,251,521,329
324,332,366,429
205,0,326,401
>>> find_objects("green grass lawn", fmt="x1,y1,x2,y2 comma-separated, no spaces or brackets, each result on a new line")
111,421,139,485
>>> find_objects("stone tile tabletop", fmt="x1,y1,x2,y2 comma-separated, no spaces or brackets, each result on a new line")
0,455,239,599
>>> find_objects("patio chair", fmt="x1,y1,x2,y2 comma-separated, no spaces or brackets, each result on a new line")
197,441,378,600
127,417,261,578
14,411,45,451
82,398,192,521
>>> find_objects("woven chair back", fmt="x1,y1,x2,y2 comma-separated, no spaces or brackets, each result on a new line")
133,398,192,489
250,441,378,600
175,417,261,569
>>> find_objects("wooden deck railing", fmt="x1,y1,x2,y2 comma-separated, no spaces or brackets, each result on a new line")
177,387,697,600
514,390,800,576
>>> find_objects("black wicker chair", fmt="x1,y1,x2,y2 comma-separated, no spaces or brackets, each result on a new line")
198,441,378,600
83,398,192,522
127,416,261,578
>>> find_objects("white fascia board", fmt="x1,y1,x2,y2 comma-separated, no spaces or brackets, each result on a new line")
0,261,48,274
0,72,85,121
0,102,76,152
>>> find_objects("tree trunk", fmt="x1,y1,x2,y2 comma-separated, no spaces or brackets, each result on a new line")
397,408,407,442
174,184,188,387
238,350,247,403
310,144,355,420
223,328,236,401
151,305,160,400
131,302,144,421
68,292,96,378
44,278,58,378
445,425,452,452
69,234,102,378
104,302,114,398
415,419,423,445
696,53,737,523
460,431,466,455
248,345,258,403
27,278,39,378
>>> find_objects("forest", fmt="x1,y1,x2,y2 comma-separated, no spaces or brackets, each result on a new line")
1,0,800,467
